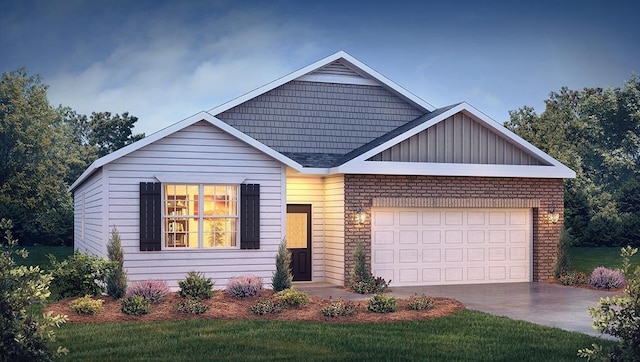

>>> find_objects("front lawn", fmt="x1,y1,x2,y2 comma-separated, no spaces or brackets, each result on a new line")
569,246,640,274
54,311,611,361
19,245,73,268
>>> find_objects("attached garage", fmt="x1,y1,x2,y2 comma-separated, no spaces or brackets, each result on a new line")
371,207,532,286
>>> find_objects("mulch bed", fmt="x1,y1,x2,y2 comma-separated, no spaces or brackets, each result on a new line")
45,291,465,324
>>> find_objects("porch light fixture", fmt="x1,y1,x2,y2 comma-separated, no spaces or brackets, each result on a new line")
548,206,560,224
355,207,367,225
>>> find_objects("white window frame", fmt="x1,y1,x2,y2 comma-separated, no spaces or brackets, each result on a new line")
162,183,239,250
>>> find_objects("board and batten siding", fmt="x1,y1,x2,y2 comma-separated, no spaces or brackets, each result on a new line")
324,174,345,285
104,121,286,289
368,111,547,166
286,175,325,282
73,169,107,258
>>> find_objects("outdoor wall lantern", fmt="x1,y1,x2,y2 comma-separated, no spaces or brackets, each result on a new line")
355,207,367,225
548,206,560,224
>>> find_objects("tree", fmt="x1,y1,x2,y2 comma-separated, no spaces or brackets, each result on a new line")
506,75,640,247
106,226,127,299
272,239,293,292
0,218,68,361
0,68,74,245
67,111,144,157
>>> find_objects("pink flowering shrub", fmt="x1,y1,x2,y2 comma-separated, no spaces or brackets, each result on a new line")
126,280,171,303
225,275,263,298
588,267,625,290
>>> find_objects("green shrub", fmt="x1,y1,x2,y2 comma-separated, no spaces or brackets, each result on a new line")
407,294,435,311
321,298,357,318
558,270,588,286
178,271,215,300
48,251,109,299
272,239,293,292
69,296,104,315
174,297,210,314
275,288,309,308
120,295,151,316
579,246,640,361
249,299,284,315
0,218,68,360
106,226,127,299
350,242,391,294
553,228,571,279
367,293,397,313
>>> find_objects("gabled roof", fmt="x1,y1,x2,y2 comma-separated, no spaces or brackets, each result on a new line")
70,51,575,191
333,102,576,178
208,51,435,116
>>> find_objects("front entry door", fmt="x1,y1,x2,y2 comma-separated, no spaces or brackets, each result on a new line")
286,204,312,281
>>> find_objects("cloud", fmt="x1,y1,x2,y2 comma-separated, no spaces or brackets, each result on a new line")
45,4,323,135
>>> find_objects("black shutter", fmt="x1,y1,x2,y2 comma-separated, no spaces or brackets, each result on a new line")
240,184,260,249
140,182,162,251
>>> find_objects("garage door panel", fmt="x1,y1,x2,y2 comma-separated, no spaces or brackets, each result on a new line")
422,230,441,244
373,230,394,244
372,207,531,286
399,249,419,263
399,230,418,244
399,211,419,225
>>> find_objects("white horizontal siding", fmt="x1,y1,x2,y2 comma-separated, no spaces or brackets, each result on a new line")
324,174,345,285
73,169,106,258
286,175,325,282
105,121,286,289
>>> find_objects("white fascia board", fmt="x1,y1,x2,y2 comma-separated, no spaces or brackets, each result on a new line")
340,103,467,167
201,113,304,171
70,111,305,191
69,111,209,191
338,102,576,178
208,51,434,116
335,161,576,179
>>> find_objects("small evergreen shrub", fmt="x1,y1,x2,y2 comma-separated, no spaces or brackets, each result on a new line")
350,242,391,294
272,239,293,292
367,293,397,313
558,270,587,286
48,251,109,299
553,228,571,279
178,271,215,300
321,298,357,318
407,294,435,311
69,296,104,315
174,297,210,314
249,299,284,315
588,267,625,290
120,295,151,315
105,226,127,299
225,275,263,298
126,280,171,303
275,288,309,308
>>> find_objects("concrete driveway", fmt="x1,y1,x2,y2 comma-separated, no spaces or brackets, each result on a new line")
297,282,620,339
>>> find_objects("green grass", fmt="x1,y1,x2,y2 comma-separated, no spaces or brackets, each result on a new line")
569,246,640,274
54,311,611,361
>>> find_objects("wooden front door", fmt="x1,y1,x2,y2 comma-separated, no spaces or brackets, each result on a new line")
286,204,312,281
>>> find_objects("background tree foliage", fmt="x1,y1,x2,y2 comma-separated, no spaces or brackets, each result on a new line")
0,68,143,245
506,74,640,246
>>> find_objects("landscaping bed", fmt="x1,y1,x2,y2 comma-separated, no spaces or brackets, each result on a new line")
45,290,464,324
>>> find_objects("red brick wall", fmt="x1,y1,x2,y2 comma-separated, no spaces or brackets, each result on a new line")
343,175,564,286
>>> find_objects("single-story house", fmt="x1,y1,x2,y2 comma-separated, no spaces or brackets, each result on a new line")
70,51,575,289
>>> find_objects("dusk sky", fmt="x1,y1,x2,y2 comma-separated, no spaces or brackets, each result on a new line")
1,0,638,135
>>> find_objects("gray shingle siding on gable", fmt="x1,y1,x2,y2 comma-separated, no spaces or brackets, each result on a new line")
215,80,424,165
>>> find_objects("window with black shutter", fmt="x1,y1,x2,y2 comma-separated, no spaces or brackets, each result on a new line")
240,184,260,249
140,182,162,251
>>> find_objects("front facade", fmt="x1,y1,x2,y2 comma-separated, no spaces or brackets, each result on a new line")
71,51,574,289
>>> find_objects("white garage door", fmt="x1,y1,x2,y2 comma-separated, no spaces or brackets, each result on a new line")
371,208,532,286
